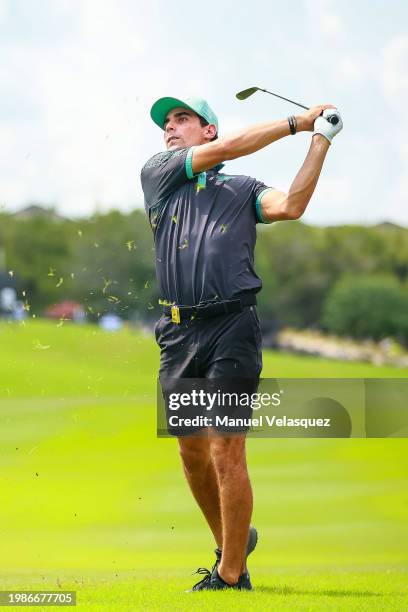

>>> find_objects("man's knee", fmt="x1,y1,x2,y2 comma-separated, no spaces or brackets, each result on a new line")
178,437,210,475
210,435,247,478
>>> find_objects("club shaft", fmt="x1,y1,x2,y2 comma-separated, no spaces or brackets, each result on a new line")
260,88,309,111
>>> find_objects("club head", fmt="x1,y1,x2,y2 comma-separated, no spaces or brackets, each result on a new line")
236,87,260,100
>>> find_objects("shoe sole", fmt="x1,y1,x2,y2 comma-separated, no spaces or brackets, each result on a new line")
186,526,258,592
246,526,258,558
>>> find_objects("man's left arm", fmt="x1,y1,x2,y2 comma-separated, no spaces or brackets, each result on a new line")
260,111,343,223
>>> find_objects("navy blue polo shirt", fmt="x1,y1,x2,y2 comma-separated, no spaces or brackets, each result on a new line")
140,146,274,306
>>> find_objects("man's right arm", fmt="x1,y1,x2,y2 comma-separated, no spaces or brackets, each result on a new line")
190,104,336,175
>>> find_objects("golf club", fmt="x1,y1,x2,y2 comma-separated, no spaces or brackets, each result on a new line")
236,86,339,125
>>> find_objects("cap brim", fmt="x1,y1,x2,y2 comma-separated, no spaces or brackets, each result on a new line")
150,97,195,130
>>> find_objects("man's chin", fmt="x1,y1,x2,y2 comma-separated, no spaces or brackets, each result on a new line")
167,142,184,151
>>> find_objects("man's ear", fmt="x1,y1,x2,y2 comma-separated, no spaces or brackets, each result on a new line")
204,124,217,141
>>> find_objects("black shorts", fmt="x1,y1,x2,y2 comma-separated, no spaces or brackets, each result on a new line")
155,305,263,436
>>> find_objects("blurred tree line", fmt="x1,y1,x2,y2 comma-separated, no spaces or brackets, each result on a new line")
0,209,156,322
1,209,407,344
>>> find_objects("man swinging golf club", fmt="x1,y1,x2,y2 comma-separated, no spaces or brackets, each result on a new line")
141,94,343,591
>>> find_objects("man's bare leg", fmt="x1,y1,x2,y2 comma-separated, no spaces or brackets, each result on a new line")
178,434,223,548
210,434,252,584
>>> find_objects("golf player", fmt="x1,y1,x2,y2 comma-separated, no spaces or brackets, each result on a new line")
140,96,342,591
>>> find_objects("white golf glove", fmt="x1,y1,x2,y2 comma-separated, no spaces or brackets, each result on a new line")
313,108,343,144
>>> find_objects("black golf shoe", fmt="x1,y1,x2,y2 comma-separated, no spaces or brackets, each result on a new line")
199,567,253,591
188,526,258,592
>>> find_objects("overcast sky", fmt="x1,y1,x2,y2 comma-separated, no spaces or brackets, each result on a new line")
1,0,407,226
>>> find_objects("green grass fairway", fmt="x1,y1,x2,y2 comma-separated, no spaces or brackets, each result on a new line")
0,319,407,610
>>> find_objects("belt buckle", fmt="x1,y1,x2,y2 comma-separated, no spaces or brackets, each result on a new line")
171,305,181,324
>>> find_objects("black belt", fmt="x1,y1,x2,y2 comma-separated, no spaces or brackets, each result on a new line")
161,293,257,324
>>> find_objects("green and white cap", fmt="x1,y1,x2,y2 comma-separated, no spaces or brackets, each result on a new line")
150,96,218,132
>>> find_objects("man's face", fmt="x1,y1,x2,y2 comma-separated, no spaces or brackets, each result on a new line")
163,107,216,151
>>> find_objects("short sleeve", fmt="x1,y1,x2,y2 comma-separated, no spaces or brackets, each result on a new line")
252,180,275,224
140,147,192,211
